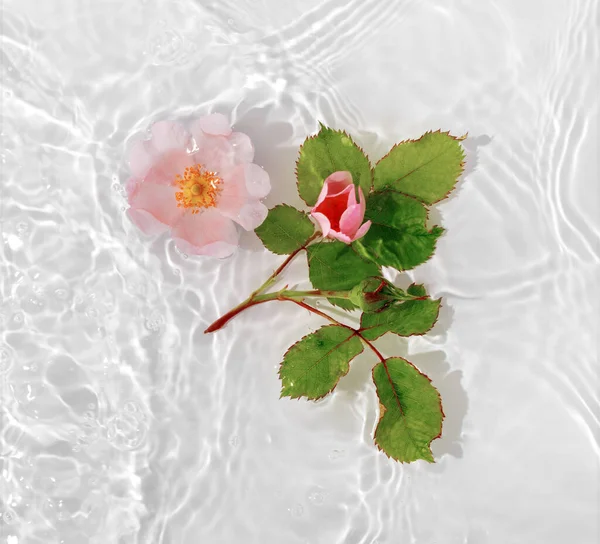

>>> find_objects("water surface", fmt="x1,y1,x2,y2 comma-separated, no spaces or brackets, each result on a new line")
1,0,599,542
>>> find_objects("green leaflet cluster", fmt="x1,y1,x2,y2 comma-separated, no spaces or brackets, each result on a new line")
250,124,465,463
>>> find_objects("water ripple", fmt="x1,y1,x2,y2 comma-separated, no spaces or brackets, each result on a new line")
1,0,598,543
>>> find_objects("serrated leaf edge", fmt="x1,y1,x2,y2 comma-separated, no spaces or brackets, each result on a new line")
372,357,445,463
374,129,466,205
295,124,373,206
255,204,316,255
354,225,445,273
278,325,365,401
359,299,442,340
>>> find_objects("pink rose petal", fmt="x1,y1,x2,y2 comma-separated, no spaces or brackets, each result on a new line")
172,208,239,257
236,200,268,231
129,182,184,227
328,231,353,244
311,211,331,237
309,170,370,244
150,121,192,153
197,113,232,136
229,132,255,164
125,116,271,257
243,163,270,198
190,127,234,173
339,203,364,237
127,208,169,236
353,220,371,241
144,149,195,185
125,177,140,199
128,140,156,179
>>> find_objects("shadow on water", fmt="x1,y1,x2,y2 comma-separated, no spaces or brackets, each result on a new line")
226,101,303,252
429,133,492,226
196,102,478,462
335,298,468,462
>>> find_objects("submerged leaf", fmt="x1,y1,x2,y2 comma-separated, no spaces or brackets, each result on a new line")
374,130,465,204
354,190,443,271
255,205,315,255
307,241,380,309
360,296,441,340
296,124,372,206
373,357,443,462
280,325,364,400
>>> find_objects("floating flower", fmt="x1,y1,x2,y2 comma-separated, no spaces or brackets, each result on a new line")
125,114,270,258
310,171,371,243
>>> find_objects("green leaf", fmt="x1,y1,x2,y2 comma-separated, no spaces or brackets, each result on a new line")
407,283,427,297
373,357,443,462
255,205,315,255
307,241,380,310
354,191,443,271
373,130,465,204
279,325,364,400
360,296,441,340
296,124,372,206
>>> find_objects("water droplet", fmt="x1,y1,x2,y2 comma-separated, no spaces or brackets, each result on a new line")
15,221,29,235
145,311,164,331
290,503,304,518
308,490,324,505
329,449,345,461
107,409,147,451
148,27,184,65
12,313,23,324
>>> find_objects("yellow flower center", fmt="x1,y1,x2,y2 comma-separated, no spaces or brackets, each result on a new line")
174,164,222,213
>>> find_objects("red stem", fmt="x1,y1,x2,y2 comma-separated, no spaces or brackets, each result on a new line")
205,295,386,363
290,300,385,363
204,298,271,333
262,232,320,288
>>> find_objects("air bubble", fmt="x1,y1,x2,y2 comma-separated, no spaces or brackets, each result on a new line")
290,503,304,518
145,311,164,331
3,509,16,524
308,490,324,505
54,288,68,299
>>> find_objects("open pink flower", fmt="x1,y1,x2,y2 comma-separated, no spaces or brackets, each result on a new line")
125,114,270,258
310,171,371,244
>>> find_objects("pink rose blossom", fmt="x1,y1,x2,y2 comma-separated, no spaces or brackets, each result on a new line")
310,171,371,244
125,114,270,258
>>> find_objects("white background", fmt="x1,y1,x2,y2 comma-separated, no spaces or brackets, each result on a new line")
1,0,598,543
